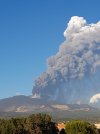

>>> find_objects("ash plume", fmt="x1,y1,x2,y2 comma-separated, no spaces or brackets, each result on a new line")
33,16,100,104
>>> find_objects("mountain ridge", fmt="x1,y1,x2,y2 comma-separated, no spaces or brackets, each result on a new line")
0,95,98,113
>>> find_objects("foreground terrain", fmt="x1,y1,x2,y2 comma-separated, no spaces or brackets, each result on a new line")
0,113,100,134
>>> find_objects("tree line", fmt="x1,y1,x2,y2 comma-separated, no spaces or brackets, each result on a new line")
0,113,99,134
0,113,58,134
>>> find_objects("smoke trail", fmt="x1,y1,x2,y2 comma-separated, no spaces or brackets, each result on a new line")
33,16,100,104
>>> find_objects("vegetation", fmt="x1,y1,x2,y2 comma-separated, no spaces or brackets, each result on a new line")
65,120,99,134
0,113,99,134
0,113,58,134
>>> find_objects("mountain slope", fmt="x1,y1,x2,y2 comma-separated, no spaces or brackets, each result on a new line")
0,95,97,113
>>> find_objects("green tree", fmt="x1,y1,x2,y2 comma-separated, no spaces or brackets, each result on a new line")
26,113,58,134
65,120,99,134
10,118,27,134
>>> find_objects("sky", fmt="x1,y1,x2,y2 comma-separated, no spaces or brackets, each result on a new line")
0,0,100,99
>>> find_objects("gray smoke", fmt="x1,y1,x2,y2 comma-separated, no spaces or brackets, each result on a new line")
33,16,100,104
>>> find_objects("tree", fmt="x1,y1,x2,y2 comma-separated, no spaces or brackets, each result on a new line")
26,113,58,134
65,120,99,134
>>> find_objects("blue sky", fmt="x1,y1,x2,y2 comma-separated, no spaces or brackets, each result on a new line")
0,0,100,99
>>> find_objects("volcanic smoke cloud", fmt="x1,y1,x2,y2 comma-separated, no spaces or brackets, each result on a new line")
90,94,100,104
33,16,100,104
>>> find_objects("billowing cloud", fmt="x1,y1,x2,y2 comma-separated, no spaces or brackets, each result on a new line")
31,93,41,99
64,16,100,43
32,16,100,104
90,93,100,103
